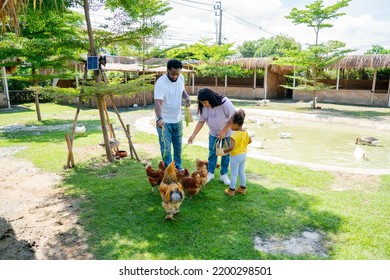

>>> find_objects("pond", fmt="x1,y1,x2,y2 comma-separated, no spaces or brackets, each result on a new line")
136,109,390,175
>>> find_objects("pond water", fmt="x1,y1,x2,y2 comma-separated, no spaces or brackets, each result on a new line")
244,118,390,174
137,111,390,175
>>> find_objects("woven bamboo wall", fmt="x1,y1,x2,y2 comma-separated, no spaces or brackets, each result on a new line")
86,91,154,108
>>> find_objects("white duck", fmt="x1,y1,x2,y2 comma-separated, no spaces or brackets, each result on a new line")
256,119,264,127
99,138,120,153
246,117,258,123
247,130,255,138
353,145,366,160
271,118,282,125
355,136,379,146
252,138,265,149
279,132,292,139
256,99,270,106
75,125,86,134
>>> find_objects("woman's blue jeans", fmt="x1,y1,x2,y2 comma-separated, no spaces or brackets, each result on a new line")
156,122,183,169
208,134,230,175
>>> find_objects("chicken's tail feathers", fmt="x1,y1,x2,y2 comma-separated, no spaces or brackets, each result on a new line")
162,161,178,183
170,189,184,202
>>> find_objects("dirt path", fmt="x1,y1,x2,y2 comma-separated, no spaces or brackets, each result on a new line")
0,146,93,260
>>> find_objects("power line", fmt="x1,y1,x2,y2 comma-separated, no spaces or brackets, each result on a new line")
167,26,215,35
174,0,214,6
222,8,276,36
168,0,214,13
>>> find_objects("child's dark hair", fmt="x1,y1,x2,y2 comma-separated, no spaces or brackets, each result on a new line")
232,109,246,126
197,88,225,114
167,59,183,70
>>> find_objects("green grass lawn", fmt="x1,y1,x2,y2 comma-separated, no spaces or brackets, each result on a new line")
1,102,389,260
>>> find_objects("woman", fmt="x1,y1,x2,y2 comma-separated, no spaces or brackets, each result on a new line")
187,88,236,185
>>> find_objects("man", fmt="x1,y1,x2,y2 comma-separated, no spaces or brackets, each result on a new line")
154,59,191,170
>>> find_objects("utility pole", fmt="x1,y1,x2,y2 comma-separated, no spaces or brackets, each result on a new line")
214,1,222,45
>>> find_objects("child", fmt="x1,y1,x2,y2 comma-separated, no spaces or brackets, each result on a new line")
222,109,252,196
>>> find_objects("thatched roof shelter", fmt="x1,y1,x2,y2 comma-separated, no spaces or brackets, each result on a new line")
221,57,293,98
105,56,137,64
222,57,293,74
224,54,390,70
222,57,271,69
329,54,390,69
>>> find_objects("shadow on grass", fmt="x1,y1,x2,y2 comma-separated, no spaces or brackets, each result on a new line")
0,105,35,114
61,157,341,260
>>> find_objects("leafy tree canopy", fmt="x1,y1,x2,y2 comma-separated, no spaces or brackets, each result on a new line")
286,0,351,45
238,34,301,58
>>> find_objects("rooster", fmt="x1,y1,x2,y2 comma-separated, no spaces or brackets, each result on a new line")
182,171,201,199
159,161,185,220
145,161,165,192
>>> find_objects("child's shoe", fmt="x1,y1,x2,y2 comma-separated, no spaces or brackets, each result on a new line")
224,188,235,196
235,186,246,195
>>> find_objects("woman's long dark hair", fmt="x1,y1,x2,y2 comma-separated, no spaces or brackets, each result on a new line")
197,88,225,114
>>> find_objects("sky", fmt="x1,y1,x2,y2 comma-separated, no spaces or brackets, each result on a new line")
85,0,390,55
152,0,390,54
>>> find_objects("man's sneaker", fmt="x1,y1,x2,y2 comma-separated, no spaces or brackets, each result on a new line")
224,188,235,196
235,187,246,195
220,174,231,185
207,172,214,183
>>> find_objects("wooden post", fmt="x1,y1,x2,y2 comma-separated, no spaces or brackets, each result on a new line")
264,64,268,101
97,96,114,162
336,64,340,90
109,95,140,161
1,67,10,109
70,99,82,146
191,73,195,95
126,124,135,159
387,77,390,108
102,97,114,138
109,123,118,154
293,66,296,88
371,68,377,105
253,67,257,99
65,133,75,168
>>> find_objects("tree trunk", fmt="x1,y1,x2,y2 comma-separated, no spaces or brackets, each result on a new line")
83,0,113,161
97,95,114,162
32,66,42,121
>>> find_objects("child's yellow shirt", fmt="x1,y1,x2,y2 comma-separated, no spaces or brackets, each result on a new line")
230,130,250,156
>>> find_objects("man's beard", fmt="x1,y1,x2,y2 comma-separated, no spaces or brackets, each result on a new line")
167,73,178,82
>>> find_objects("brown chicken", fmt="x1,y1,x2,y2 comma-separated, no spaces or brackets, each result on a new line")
145,161,165,192
159,161,185,220
175,168,189,183
182,171,201,199
196,158,220,170
194,164,208,189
